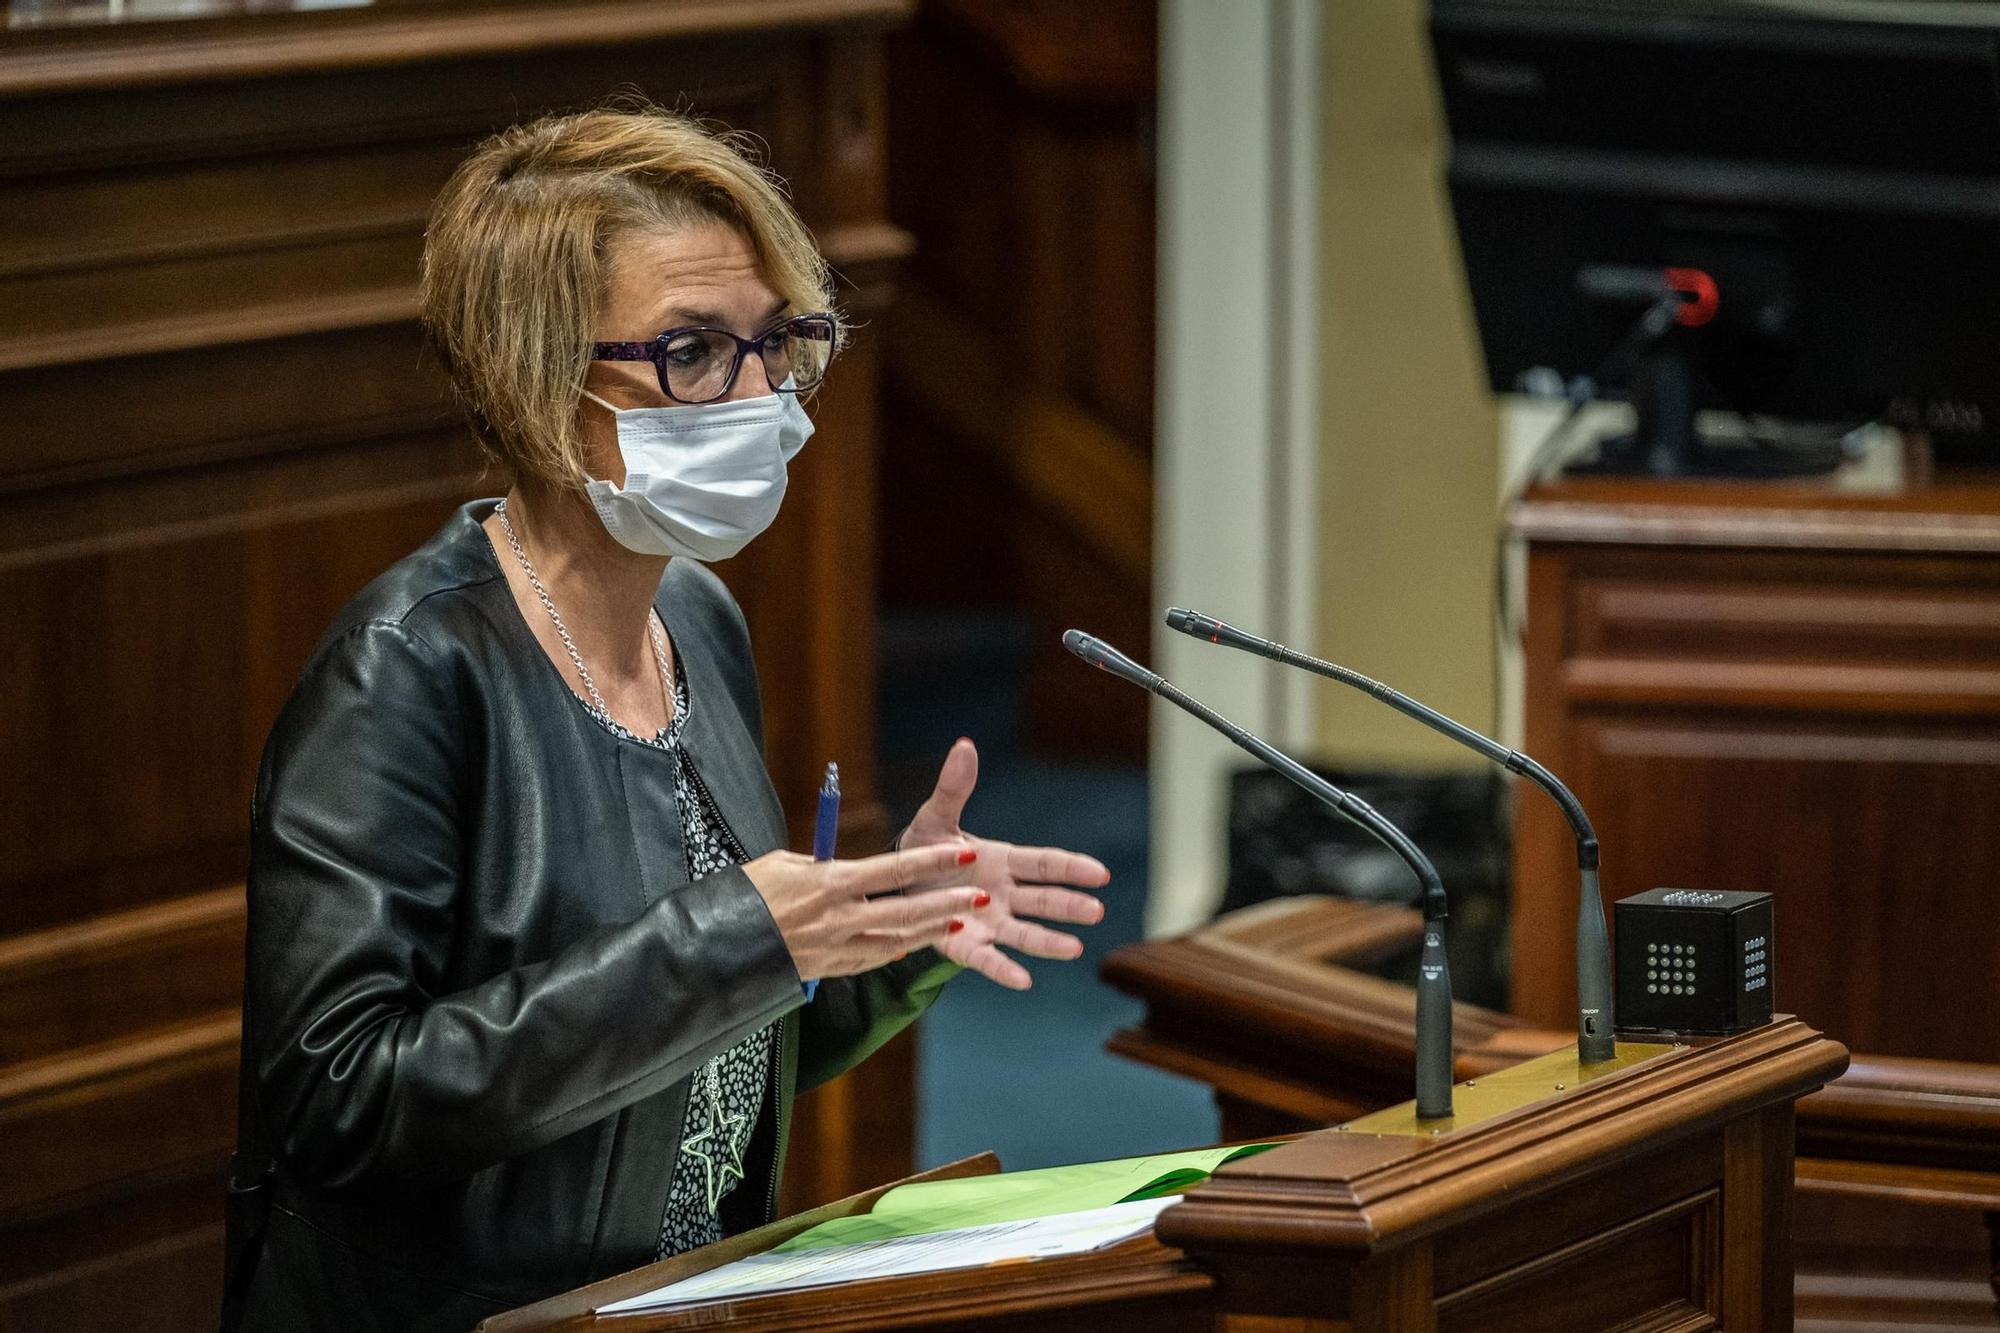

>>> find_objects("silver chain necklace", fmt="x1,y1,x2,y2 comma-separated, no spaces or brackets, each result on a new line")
494,499,673,722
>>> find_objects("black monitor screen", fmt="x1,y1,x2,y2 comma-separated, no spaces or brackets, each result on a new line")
1434,0,2000,453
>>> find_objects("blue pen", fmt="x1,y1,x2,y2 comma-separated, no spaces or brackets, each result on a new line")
804,762,839,1001
813,761,840,861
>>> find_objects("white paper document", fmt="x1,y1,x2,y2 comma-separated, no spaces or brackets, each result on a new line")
596,1195,1175,1314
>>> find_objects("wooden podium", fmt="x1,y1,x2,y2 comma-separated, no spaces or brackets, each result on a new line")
1102,895,2000,1327
482,1018,1846,1332
1158,1021,1842,1330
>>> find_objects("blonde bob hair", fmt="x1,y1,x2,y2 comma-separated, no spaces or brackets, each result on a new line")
421,104,839,490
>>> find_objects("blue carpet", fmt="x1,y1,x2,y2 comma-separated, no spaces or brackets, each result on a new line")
877,612,1218,1173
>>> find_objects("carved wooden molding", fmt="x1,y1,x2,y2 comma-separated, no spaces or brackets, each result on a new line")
0,886,242,1221
0,0,915,96
1512,481,2000,554
1100,897,1529,1078
0,1011,237,1220
0,887,243,1066
1798,1055,2000,1176
0,430,481,571
0,288,419,375
1158,1017,1844,1257
1563,658,2000,715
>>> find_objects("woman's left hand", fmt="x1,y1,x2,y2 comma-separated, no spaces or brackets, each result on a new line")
897,738,1109,990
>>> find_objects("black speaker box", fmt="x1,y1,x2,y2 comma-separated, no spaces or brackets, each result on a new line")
1614,888,1772,1037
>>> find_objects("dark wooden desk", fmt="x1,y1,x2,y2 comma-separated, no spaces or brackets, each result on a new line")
1508,478,2000,1063
0,4,912,1325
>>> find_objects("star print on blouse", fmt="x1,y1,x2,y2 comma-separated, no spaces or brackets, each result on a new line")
680,1090,750,1214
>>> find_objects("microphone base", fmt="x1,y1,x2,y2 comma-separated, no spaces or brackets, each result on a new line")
1578,1036,1618,1065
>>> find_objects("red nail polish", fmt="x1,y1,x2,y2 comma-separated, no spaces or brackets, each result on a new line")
947,919,965,934
957,849,978,866
973,892,992,908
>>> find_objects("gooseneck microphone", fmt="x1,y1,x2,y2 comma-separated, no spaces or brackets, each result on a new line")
1165,607,1615,1064
1063,629,1455,1119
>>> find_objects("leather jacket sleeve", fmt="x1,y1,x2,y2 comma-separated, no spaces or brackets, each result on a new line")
797,950,961,1091
245,620,804,1195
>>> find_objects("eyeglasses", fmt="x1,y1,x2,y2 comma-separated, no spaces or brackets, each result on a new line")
590,313,837,405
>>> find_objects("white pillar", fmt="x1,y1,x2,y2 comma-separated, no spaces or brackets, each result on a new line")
1151,0,1323,935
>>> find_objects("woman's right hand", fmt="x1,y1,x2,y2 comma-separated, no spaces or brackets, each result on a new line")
743,843,985,983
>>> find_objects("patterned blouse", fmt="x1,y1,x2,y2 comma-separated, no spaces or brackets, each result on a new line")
576,644,775,1259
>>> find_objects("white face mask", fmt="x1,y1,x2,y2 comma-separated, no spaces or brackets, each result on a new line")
580,382,815,561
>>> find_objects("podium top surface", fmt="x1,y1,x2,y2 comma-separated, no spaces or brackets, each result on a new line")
1156,1015,1847,1259
1341,1039,1680,1137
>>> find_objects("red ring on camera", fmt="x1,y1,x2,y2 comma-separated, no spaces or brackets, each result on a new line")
1663,267,1720,327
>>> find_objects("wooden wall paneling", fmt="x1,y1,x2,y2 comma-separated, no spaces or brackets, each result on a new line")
0,3,915,1324
1349,1243,1435,1333
0,325,446,490
1510,483,2000,1066
1505,542,1579,1029
1426,1134,1721,1307
883,287,1152,587
1011,113,1085,388
1074,123,1158,447
0,1014,238,1220
880,0,1155,758
0,1171,230,1333
0,36,786,170
1722,1105,1795,1330
0,488,485,1332
1,481,480,934
0,887,243,1067
1435,1196,1716,1332
922,0,1155,107
1574,712,2000,1059
0,427,476,570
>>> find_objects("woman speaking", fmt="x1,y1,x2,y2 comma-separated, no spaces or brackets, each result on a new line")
227,106,1108,1331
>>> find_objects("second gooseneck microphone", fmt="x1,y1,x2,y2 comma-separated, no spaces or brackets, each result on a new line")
1063,629,1455,1120
1165,607,1615,1064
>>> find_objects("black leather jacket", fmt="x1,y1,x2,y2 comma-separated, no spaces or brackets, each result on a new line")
231,501,956,1331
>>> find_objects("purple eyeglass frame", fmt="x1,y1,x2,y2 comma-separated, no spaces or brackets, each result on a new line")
590,312,838,405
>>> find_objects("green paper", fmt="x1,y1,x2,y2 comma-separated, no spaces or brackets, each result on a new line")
774,1143,1279,1252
